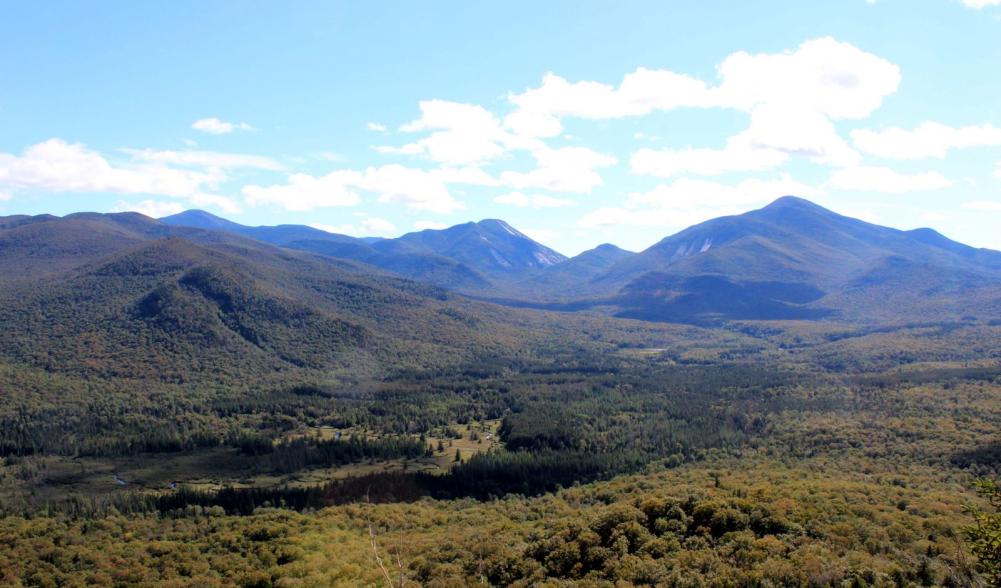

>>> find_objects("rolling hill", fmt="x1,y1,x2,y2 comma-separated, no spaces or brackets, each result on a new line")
0,212,572,385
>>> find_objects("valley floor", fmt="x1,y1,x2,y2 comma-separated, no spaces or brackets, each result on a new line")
3,321,1001,586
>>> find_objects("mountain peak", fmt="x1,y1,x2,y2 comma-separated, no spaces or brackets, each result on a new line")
476,219,526,238
160,209,245,231
762,195,829,212
593,243,629,253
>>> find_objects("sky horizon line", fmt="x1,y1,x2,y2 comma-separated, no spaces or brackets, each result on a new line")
13,193,998,257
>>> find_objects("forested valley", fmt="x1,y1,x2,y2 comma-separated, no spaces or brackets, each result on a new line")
2,210,1001,586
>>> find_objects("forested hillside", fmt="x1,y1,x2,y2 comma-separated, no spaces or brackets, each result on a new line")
2,210,1001,586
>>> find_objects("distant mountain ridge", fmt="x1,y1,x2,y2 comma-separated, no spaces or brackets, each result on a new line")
158,198,1001,324
11,195,996,326
583,196,1001,323
160,211,567,290
0,211,567,384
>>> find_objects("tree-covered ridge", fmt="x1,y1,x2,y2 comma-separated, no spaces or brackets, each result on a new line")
4,210,1001,585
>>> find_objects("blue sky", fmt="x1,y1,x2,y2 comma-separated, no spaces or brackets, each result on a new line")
2,1,1000,255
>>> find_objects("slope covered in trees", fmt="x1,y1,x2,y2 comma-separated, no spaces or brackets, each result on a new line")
3,210,1001,585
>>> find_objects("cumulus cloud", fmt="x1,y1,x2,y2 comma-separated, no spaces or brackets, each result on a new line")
634,105,862,179
381,100,619,193
380,100,515,166
500,146,616,193
505,69,711,137
851,122,1001,159
242,170,362,211
712,37,899,120
826,166,952,193
359,164,462,213
736,105,862,167
367,122,388,132
192,117,254,134
494,192,574,208
578,174,822,229
504,38,895,175
0,138,242,212
242,164,462,214
375,38,894,195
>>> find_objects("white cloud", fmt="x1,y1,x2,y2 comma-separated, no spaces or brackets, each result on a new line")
851,122,1001,159
827,166,952,193
110,199,185,218
367,122,388,132
414,220,448,231
382,100,514,166
736,104,862,167
500,146,616,193
242,170,362,211
510,38,893,171
578,174,822,229
191,117,255,135
242,164,462,214
0,190,11,201
494,191,574,208
0,138,242,213
961,200,1001,212
359,164,462,213
380,101,623,193
311,216,397,237
713,37,900,120
505,69,711,137
506,37,897,129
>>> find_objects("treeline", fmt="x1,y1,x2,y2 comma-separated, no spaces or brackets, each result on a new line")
260,435,427,474
5,447,668,517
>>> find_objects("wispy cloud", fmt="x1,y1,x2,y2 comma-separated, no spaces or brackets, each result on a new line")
852,122,1001,159
192,117,255,135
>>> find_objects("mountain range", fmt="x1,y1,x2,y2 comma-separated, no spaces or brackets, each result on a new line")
0,211,569,385
159,196,1001,325
0,196,996,370
1,194,999,395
